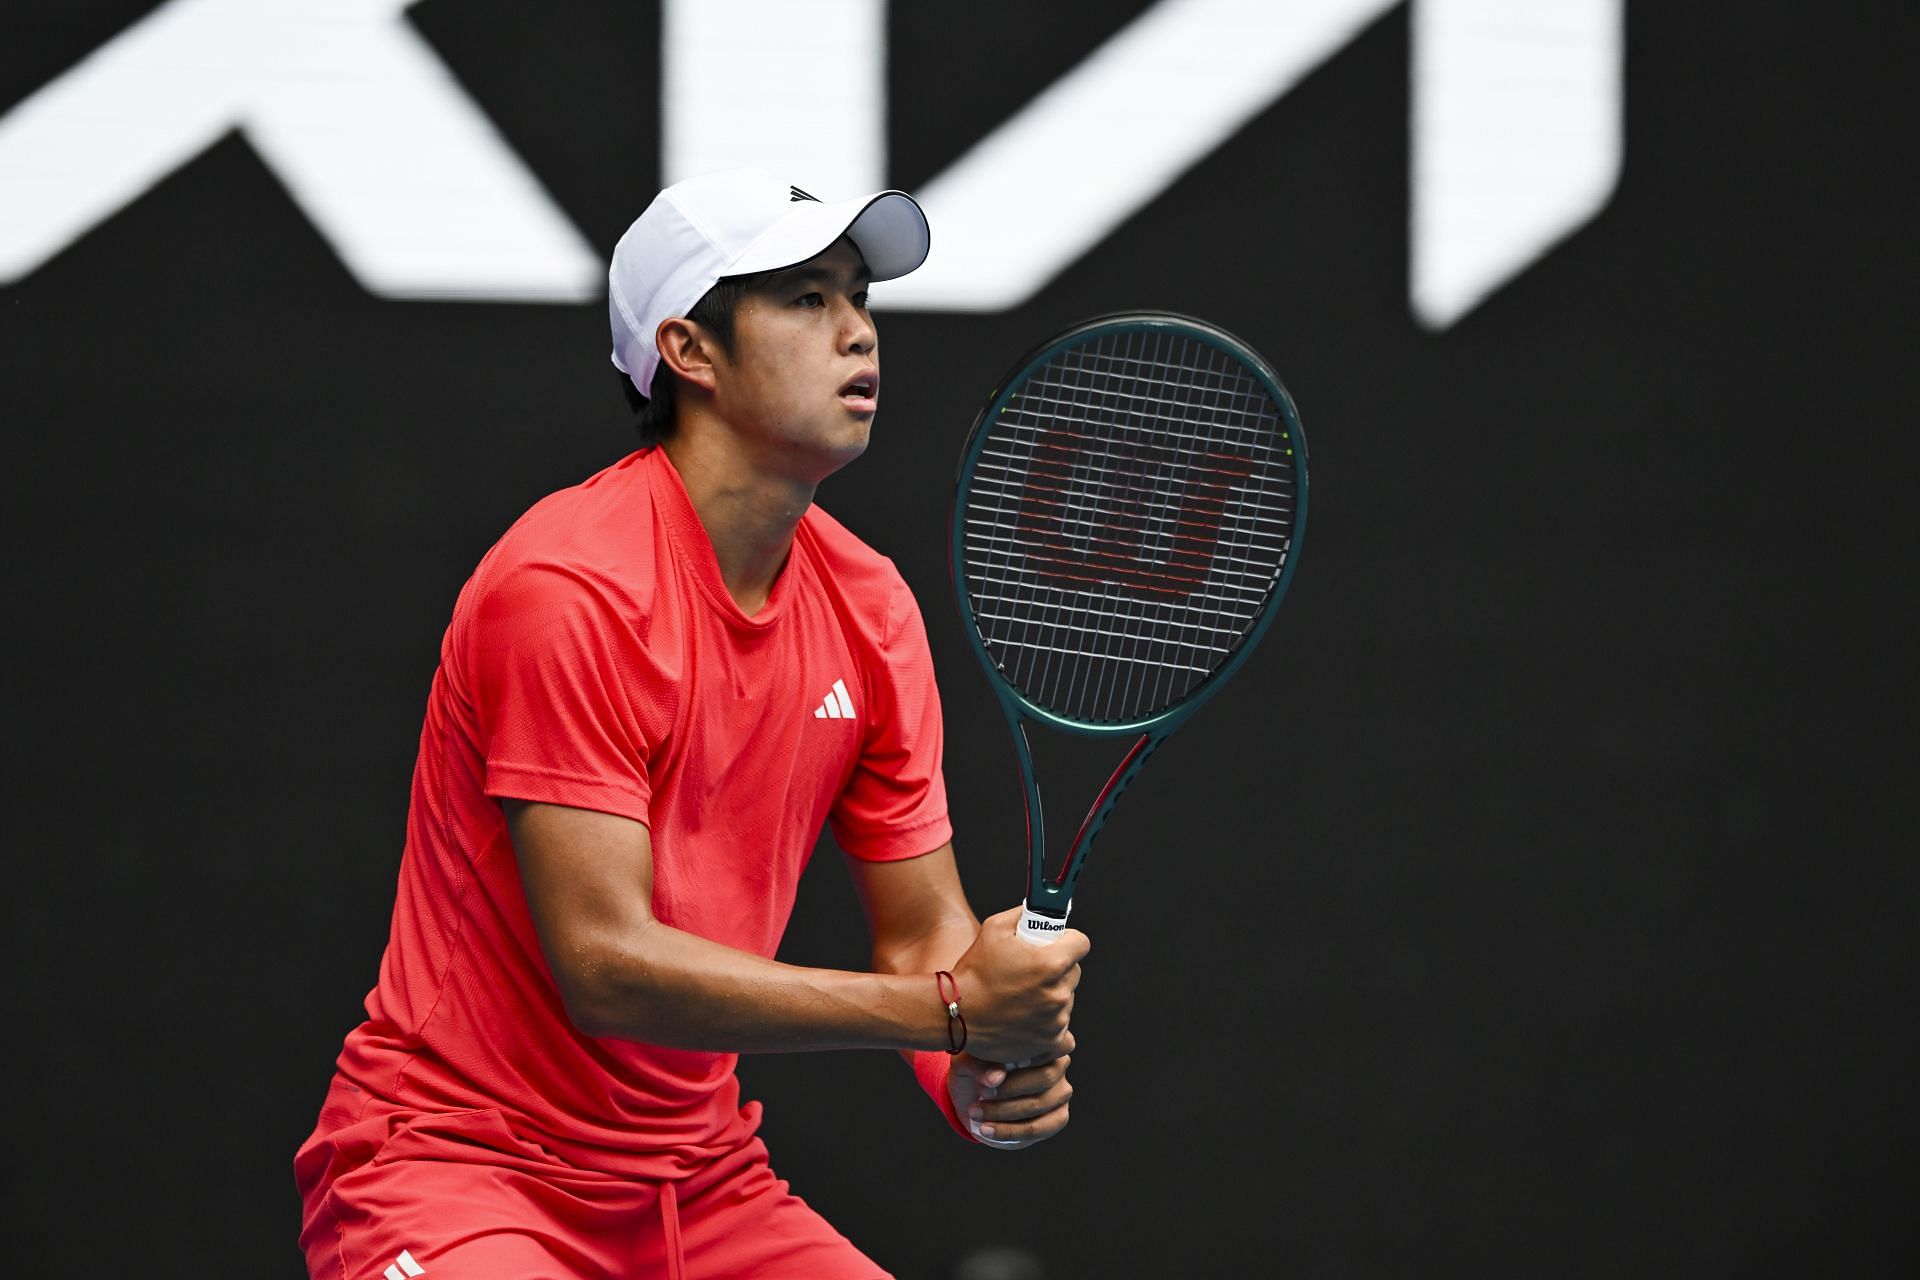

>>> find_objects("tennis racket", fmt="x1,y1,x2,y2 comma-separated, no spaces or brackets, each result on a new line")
950,313,1307,946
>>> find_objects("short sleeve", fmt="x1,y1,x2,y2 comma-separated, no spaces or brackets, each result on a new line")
464,561,666,824
829,575,952,861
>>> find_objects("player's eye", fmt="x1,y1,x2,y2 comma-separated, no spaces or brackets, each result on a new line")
796,291,824,308
853,290,871,310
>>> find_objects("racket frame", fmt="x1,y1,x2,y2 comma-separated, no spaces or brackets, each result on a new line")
948,312,1308,927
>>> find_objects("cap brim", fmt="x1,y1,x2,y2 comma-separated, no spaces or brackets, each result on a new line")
727,191,930,283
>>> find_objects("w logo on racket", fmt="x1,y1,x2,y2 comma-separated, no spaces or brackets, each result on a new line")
1011,427,1257,598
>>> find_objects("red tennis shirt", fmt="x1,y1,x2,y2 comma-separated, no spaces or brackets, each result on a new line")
325,447,954,1180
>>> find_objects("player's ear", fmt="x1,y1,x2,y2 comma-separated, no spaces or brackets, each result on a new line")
656,317,721,393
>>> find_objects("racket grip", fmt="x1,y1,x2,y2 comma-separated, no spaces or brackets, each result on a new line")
1016,901,1071,947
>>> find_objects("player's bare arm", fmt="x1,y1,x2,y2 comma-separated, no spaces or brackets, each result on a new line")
508,800,1085,1063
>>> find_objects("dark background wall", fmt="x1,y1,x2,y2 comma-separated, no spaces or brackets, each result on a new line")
4,3,1915,1276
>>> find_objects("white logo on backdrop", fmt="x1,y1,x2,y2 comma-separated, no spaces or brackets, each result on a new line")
0,0,601,301
0,0,1619,328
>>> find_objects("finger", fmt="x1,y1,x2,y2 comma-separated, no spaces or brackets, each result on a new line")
1007,1029,1075,1071
974,1099,1070,1147
952,1054,1008,1090
977,1077,1072,1124
1041,948,1084,982
990,1055,1070,1100
1000,1026,1075,1074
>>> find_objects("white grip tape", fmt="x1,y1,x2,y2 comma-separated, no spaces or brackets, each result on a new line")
988,902,1072,1144
1016,902,1070,947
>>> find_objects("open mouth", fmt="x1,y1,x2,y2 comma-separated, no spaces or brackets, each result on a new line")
839,371,879,411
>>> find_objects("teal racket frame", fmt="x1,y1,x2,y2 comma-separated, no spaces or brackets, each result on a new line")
948,313,1309,926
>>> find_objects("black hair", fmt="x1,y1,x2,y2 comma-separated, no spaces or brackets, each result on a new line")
619,271,776,447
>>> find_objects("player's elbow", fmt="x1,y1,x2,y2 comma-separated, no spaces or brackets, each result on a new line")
546,931,664,1040
555,977,627,1040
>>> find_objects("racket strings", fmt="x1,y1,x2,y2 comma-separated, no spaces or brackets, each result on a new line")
961,328,1298,724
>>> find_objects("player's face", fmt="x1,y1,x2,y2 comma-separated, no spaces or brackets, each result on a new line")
709,239,880,483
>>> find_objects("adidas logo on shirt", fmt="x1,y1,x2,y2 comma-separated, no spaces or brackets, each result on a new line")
813,679,855,720
383,1250,426,1280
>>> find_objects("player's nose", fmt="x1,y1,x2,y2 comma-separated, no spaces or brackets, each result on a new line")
839,299,876,354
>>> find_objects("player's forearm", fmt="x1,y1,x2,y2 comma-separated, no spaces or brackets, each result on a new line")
557,916,951,1054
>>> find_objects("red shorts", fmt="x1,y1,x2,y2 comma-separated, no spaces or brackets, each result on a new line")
297,1085,888,1279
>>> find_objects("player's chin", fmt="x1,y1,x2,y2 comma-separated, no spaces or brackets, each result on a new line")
783,420,870,482
837,410,877,449
819,418,873,466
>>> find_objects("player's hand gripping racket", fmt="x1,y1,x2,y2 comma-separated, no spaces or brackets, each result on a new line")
951,313,1307,945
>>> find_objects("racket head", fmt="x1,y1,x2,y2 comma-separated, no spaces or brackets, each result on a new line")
950,312,1307,737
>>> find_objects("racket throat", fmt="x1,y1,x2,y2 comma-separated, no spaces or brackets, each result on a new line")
1011,720,1062,916
1019,725,1072,946
1017,730,1160,935
1059,733,1153,880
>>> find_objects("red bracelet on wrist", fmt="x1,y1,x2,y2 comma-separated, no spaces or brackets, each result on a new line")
935,970,967,1054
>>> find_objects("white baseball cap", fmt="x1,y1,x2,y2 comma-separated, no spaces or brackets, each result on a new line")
608,167,931,400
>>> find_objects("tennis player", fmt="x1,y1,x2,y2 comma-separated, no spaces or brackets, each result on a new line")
294,168,1088,1279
